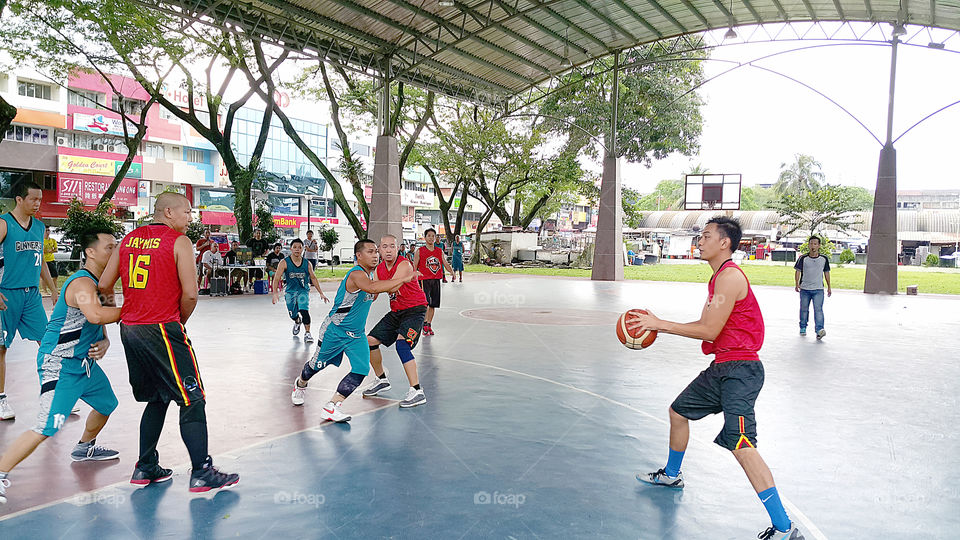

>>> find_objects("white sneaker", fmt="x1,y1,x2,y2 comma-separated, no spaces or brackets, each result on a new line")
0,397,14,420
303,332,314,343
399,387,426,408
321,401,351,423
361,377,391,397
292,316,302,336
0,477,10,504
291,379,307,406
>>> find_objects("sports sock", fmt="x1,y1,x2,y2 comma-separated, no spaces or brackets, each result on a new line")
664,448,684,477
0,393,6,399
413,384,421,390
0,471,8,479
378,373,388,380
758,487,791,532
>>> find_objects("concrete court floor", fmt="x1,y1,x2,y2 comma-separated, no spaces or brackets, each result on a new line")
0,272,957,539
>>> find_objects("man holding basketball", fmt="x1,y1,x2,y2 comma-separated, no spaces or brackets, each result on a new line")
630,216,804,540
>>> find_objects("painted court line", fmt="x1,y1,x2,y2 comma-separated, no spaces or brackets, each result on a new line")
0,400,398,523
421,352,829,540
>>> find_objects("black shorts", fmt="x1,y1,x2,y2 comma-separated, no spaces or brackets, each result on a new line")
671,360,764,451
46,261,58,278
120,322,205,406
369,305,427,349
421,279,441,308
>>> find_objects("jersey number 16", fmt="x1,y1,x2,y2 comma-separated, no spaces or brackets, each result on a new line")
128,254,151,289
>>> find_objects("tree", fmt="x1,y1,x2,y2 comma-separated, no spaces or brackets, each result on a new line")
740,185,778,211
836,185,874,211
622,187,644,228
538,39,705,164
0,0,169,202
774,185,863,238
0,0,17,139
635,179,684,211
774,154,824,195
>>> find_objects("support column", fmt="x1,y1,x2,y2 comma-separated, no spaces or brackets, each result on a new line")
592,51,624,281
865,35,900,294
368,58,402,242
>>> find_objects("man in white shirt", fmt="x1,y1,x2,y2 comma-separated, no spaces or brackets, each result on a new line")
304,230,319,270
200,242,224,289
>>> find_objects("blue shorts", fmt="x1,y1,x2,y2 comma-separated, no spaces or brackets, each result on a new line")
1,287,48,347
310,323,370,376
34,353,118,436
285,290,310,320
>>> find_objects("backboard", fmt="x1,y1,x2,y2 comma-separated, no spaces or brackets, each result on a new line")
683,174,741,210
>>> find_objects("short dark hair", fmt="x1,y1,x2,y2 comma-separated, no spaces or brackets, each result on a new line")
807,235,821,244
706,216,742,253
273,243,282,249
424,228,437,237
354,239,376,253
79,226,115,253
14,181,42,200
306,230,314,234
290,238,304,247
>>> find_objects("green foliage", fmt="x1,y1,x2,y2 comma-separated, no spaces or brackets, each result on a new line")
317,224,339,253
254,201,279,245
538,38,706,164
775,185,863,238
740,186,778,211
185,219,206,243
774,154,825,195
797,237,836,255
835,186,874,211
634,179,684,211
622,187,644,228
924,254,939,267
59,199,125,249
840,249,856,264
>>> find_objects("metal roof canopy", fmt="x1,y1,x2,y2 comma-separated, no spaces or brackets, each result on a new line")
145,0,960,105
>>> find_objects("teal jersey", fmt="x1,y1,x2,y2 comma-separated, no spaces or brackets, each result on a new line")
0,213,45,289
39,269,104,360
283,256,311,294
323,265,375,335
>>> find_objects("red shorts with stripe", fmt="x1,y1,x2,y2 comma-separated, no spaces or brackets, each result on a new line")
670,360,764,451
120,322,205,406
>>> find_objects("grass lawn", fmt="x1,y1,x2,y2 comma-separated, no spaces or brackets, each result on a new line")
463,263,960,295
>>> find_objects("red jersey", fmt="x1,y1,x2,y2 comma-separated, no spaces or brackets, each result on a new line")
417,245,444,280
377,256,427,312
701,260,764,362
118,224,184,325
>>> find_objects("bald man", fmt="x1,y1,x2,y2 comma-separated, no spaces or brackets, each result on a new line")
100,193,239,493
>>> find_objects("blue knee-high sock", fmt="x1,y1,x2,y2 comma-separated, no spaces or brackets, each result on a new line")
758,487,791,532
664,448,684,477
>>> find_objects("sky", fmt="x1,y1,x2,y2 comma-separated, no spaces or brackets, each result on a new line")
620,26,960,193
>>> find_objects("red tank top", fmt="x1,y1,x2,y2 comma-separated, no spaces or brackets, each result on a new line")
701,260,765,362
377,256,427,312
118,224,184,325
417,246,444,280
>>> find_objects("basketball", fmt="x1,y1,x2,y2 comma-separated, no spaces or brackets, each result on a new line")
616,309,657,349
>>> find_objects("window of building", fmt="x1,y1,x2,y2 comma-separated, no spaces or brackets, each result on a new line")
159,106,178,121
269,195,301,215
42,173,56,191
60,131,125,152
17,80,52,100
67,89,105,108
404,181,432,193
4,125,50,145
309,198,337,218
119,98,146,116
144,143,165,160
186,148,204,163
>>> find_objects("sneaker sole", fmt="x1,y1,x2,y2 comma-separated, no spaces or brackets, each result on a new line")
0,415,14,421
189,478,239,493
635,474,684,488
72,454,120,462
362,385,392,398
322,415,352,423
130,473,174,485
399,399,426,408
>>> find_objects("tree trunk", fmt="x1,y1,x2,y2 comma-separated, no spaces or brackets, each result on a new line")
232,171,253,242
101,124,148,204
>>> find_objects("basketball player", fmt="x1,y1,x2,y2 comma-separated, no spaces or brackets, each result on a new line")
272,238,328,343
413,229,452,336
0,181,59,420
361,234,427,408
99,192,238,493
0,228,123,505
631,216,804,540
290,240,418,422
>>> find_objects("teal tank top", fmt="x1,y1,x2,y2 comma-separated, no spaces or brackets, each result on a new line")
323,265,374,335
283,256,310,294
39,269,104,359
1,213,45,289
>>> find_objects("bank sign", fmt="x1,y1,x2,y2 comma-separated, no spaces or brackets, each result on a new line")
73,113,138,137
59,154,142,179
